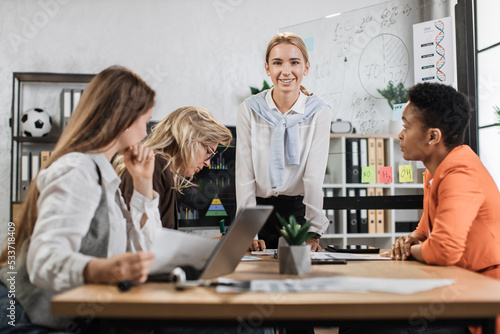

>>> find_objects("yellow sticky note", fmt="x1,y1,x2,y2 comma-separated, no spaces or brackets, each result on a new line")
361,166,376,183
399,165,413,183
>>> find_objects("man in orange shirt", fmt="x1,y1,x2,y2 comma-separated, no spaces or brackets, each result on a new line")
392,82,500,334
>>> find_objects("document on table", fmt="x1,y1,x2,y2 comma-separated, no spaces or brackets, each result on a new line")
149,228,218,275
251,249,277,256
311,252,391,261
248,276,454,294
241,256,262,261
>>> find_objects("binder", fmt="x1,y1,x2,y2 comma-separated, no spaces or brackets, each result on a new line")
358,188,368,233
60,88,72,129
375,187,385,233
345,138,360,183
367,187,376,233
375,138,385,183
31,153,40,181
347,188,358,233
324,188,335,234
367,138,376,184
20,152,31,201
72,89,82,111
359,138,368,170
40,151,51,169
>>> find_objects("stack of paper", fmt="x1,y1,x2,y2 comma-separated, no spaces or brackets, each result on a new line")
249,276,454,294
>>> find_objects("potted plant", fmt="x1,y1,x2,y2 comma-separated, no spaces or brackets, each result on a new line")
250,80,273,95
378,82,408,135
276,213,315,275
377,81,408,109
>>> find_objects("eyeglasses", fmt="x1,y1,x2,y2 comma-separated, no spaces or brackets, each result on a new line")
205,145,218,161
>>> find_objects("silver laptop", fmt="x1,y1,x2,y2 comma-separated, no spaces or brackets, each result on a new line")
148,205,273,281
200,205,273,279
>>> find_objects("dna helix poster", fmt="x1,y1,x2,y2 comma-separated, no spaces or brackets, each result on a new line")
413,16,455,85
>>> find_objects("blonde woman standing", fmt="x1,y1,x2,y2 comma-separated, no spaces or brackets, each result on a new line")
236,32,331,252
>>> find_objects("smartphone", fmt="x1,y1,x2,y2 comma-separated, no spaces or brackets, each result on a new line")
311,258,347,265
326,244,380,254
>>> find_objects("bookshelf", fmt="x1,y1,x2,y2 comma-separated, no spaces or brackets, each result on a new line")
9,72,95,222
321,133,424,249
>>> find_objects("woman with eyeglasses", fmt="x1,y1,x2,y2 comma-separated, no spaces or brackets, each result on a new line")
116,106,233,229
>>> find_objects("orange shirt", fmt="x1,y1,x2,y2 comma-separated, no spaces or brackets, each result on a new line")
415,145,500,334
416,145,500,277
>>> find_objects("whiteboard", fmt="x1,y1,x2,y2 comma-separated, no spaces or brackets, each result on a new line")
281,0,454,134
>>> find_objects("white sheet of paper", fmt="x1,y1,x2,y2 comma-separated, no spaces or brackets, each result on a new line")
216,278,250,293
311,252,391,261
149,228,219,275
250,276,454,294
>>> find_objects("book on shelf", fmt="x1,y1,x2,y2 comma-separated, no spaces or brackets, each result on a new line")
60,88,72,130
31,153,39,181
20,152,31,201
358,188,368,233
367,187,376,233
375,187,385,233
375,138,385,183
323,188,336,233
40,151,51,169
345,138,360,183
71,89,82,111
359,138,368,171
60,88,84,130
346,188,358,233
19,151,53,201
367,138,376,184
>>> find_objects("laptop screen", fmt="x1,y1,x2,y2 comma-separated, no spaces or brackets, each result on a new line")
200,205,273,279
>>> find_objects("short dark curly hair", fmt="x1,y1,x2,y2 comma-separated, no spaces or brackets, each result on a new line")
408,83,471,150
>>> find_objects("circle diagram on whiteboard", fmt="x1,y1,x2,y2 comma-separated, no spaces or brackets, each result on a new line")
358,34,409,98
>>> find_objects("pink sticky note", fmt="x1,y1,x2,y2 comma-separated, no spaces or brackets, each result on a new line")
379,166,393,183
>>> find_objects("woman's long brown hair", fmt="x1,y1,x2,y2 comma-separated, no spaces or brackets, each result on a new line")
0,65,155,266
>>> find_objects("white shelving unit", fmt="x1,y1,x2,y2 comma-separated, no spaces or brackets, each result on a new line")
321,133,424,249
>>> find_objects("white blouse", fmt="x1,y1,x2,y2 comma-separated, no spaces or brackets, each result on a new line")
236,89,331,235
27,152,161,292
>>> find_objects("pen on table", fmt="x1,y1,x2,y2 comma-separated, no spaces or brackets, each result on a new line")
219,219,225,236
117,250,143,292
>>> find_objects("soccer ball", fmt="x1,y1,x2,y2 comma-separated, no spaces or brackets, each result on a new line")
21,108,52,137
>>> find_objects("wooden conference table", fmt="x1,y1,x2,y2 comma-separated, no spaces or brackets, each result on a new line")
52,255,500,333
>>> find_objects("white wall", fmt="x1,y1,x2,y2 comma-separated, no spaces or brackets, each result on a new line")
0,0,387,228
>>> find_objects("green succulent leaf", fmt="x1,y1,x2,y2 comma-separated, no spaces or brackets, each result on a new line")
250,86,260,95
250,80,274,95
276,213,314,245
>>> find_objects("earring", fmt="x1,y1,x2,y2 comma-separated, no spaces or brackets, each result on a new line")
428,141,432,145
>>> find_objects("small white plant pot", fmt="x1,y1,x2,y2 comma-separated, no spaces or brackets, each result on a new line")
279,244,311,275
390,103,407,135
